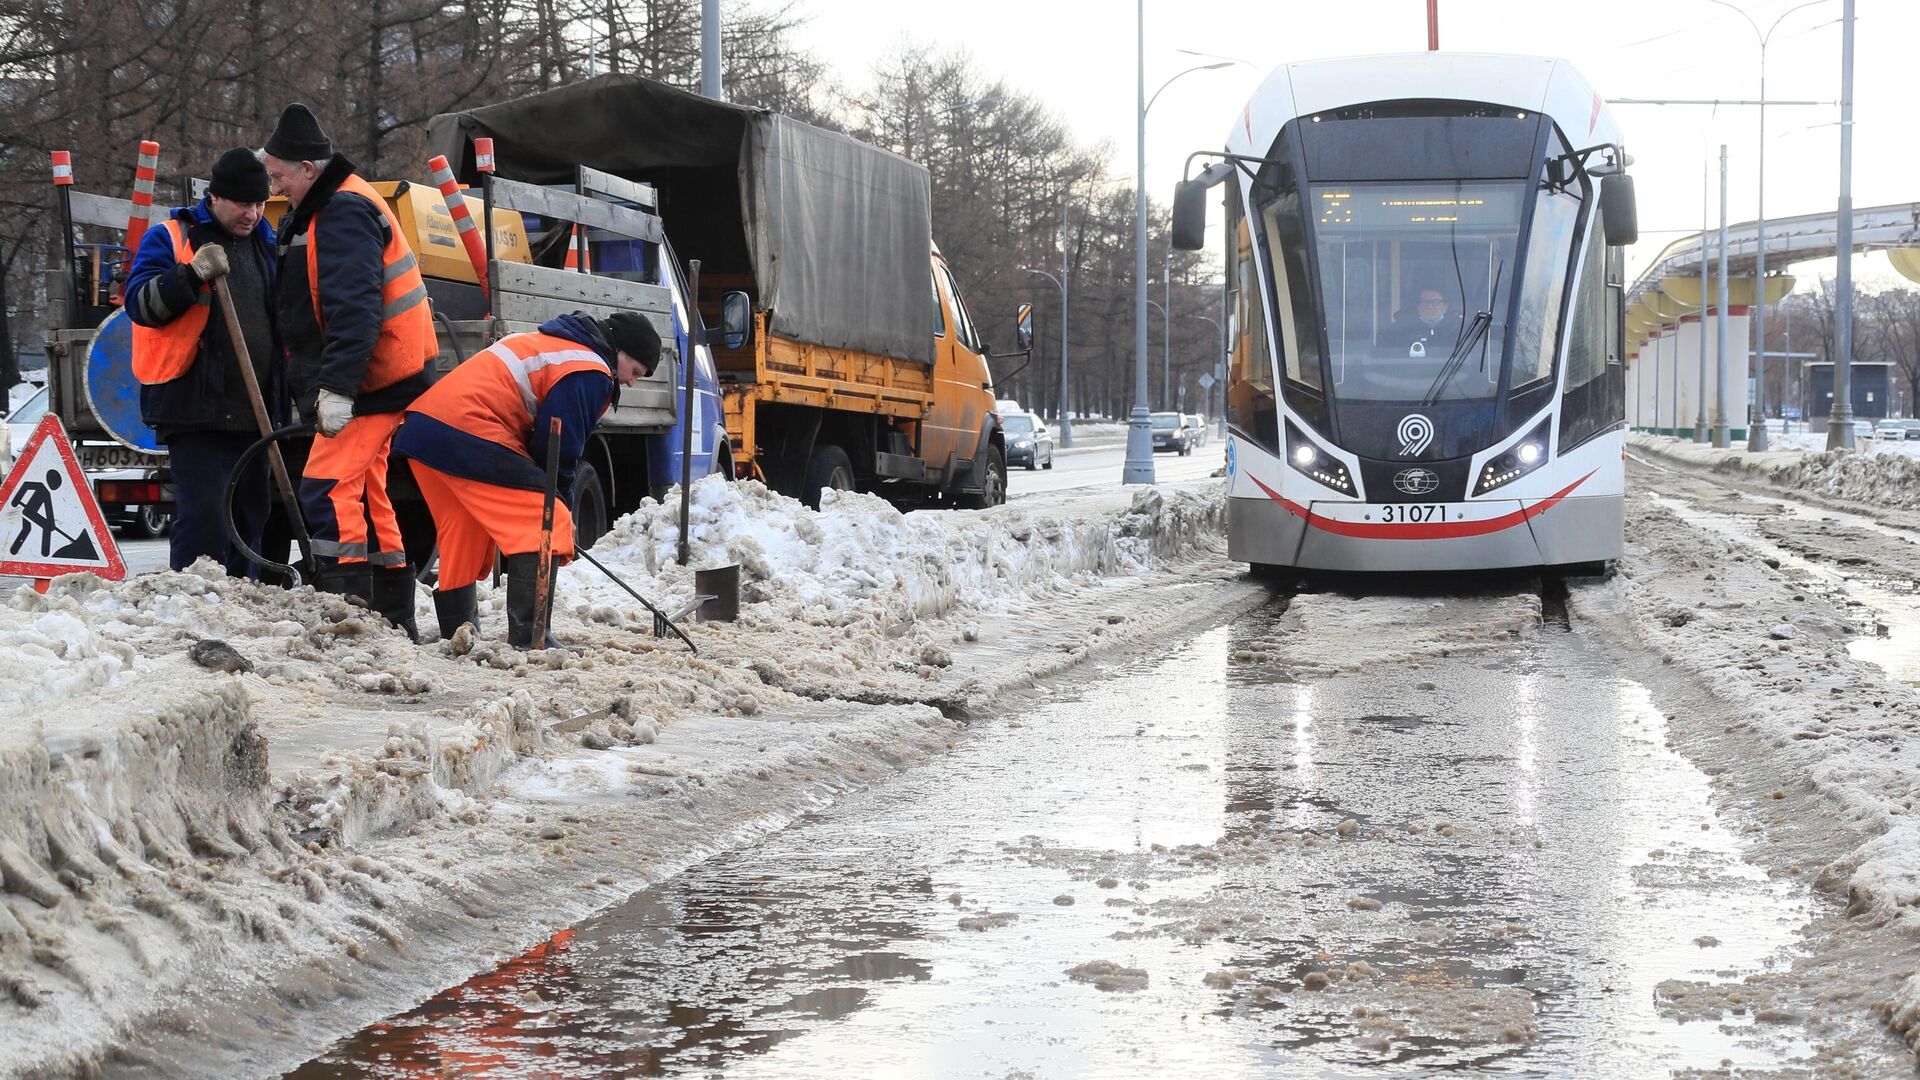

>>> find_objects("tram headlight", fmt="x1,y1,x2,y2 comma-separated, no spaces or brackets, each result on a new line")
1474,421,1552,496
1284,421,1354,494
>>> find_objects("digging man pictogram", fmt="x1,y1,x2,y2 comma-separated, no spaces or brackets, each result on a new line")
8,468,99,562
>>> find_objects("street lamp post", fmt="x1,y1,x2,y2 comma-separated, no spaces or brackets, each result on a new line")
1125,12,1232,484
1702,0,1831,451
1024,265,1071,447
1828,0,1856,451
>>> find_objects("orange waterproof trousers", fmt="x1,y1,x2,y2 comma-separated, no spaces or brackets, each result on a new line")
408,461,574,591
299,411,406,567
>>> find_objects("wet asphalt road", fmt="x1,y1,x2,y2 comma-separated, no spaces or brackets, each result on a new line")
294,586,1840,1078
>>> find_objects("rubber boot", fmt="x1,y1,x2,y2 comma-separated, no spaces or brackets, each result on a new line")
432,584,477,641
312,561,372,607
505,553,561,650
369,565,421,642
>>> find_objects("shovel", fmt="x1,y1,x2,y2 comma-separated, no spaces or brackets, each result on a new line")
212,273,315,577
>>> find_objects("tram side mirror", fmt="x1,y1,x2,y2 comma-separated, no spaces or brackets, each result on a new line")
1601,176,1639,247
1015,303,1034,351
1172,180,1208,251
721,291,753,351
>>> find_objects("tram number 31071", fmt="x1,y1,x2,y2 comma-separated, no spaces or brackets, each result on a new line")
1377,504,1450,523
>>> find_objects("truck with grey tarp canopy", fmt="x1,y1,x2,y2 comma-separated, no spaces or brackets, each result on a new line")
428,74,1008,510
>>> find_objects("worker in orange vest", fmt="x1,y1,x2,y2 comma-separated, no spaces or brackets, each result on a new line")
393,311,660,648
263,103,435,639
125,148,282,577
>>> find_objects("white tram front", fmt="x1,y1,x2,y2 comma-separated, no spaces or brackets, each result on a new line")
1173,53,1635,573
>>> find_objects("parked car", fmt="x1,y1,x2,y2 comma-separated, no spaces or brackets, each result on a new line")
1182,413,1207,448
3,385,49,471
1150,411,1192,455
1851,418,1876,441
1901,420,1920,441
1003,412,1055,470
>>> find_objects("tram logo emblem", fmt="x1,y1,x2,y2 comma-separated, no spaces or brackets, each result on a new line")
1393,468,1440,496
1396,414,1434,457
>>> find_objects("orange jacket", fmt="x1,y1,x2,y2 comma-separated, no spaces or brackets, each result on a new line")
299,172,435,395
130,219,210,384
395,321,616,495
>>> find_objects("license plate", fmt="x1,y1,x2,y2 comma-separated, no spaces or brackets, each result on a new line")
1374,503,1449,523
78,443,162,470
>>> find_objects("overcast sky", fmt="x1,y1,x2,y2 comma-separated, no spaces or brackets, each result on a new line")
790,0,1917,283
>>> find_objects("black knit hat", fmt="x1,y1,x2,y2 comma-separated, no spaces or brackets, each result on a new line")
207,147,270,202
265,103,332,162
603,312,662,373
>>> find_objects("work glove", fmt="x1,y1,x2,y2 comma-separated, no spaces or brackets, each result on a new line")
188,244,229,282
315,389,356,437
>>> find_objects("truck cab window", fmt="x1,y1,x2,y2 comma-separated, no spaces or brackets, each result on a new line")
940,264,982,353
932,274,947,338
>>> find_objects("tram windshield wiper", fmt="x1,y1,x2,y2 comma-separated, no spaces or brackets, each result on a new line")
1421,310,1491,406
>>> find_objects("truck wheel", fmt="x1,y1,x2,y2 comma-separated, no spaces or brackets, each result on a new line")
122,503,170,539
570,461,609,550
959,445,1006,509
801,444,854,510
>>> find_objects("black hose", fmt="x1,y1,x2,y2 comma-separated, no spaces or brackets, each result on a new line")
224,422,317,585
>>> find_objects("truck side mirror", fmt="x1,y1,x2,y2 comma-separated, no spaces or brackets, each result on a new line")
1601,176,1639,247
1015,303,1034,351
1172,180,1209,251
721,291,753,350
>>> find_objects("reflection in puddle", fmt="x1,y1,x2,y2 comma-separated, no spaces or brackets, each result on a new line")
299,602,1823,1077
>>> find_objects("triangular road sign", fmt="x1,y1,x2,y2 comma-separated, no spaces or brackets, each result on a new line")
0,415,126,581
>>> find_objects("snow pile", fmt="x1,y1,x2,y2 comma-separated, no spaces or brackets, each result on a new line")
564,477,1224,625
1766,449,1920,510
0,605,138,708
0,472,1230,1075
1630,432,1920,512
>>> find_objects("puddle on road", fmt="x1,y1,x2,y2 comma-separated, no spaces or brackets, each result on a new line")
1644,490,1920,684
295,606,1820,1078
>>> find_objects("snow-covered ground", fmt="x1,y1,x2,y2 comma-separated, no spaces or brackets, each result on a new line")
1616,436,1920,1058
0,474,1229,1076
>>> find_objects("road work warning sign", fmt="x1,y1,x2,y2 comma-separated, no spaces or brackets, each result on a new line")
0,415,125,581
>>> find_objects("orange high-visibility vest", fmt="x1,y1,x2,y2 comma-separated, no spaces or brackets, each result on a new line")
410,331,610,454
305,173,435,393
131,219,210,384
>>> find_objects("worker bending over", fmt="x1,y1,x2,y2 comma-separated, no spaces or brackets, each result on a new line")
263,103,434,637
393,311,660,648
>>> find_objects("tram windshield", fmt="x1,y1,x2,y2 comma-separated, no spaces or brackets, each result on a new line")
1293,179,1525,404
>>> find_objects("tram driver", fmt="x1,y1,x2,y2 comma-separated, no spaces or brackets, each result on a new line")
1389,286,1464,356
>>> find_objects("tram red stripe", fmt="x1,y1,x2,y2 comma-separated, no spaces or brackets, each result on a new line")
1249,470,1597,540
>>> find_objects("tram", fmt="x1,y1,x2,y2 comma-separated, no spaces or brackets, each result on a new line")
1172,53,1635,573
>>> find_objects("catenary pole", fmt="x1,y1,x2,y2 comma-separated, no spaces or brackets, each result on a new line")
1713,145,1732,448
1696,157,1709,441
701,0,722,99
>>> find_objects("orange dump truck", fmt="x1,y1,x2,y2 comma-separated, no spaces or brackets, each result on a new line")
428,74,1011,510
